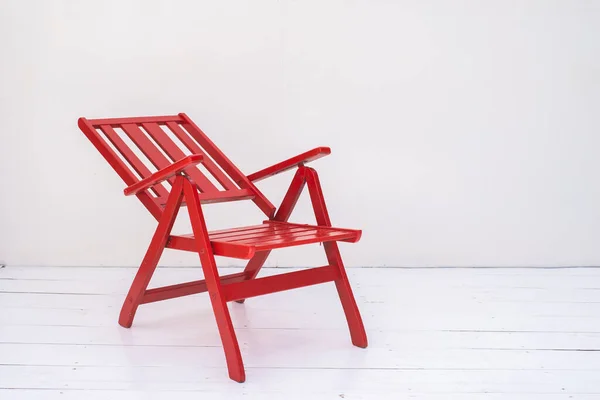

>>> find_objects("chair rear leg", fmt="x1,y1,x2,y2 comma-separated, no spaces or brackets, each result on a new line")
305,167,368,348
236,167,307,304
183,179,246,382
119,176,185,328
235,251,270,304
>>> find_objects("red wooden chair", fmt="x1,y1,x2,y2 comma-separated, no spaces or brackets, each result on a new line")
78,113,367,382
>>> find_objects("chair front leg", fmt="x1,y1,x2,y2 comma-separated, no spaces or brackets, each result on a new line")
305,167,368,348
119,176,185,328
183,178,246,382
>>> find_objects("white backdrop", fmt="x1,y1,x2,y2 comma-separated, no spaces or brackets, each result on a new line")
1,0,599,267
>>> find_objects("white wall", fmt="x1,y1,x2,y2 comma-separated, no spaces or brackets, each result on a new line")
1,0,599,268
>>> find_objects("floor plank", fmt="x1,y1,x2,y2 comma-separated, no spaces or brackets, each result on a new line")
1,266,600,398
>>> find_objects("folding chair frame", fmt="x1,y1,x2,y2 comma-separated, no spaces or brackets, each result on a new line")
78,114,367,382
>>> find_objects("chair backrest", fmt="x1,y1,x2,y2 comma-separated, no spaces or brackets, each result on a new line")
78,113,275,220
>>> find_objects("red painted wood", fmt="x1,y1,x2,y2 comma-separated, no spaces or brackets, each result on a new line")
141,272,247,304
210,224,278,238
222,266,338,302
78,117,163,220
88,115,182,126
99,125,169,198
233,167,309,303
268,221,362,243
118,176,185,328
246,230,353,248
121,124,173,172
183,178,245,383
79,119,137,185
237,167,308,292
211,240,257,259
124,155,203,196
142,122,219,195
305,167,368,348
194,189,254,204
156,189,254,207
165,121,237,191
166,235,256,258
78,113,367,383
81,113,278,218
247,147,331,183
166,221,360,259
214,225,317,243
273,167,308,222
179,113,276,218
228,226,342,245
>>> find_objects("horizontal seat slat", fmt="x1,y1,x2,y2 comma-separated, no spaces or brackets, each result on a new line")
208,224,274,238
254,231,357,251
213,225,313,243
232,227,321,245
268,220,362,236
238,229,330,246
167,221,362,259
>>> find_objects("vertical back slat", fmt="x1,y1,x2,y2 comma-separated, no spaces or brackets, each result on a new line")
179,113,276,218
166,121,236,191
142,123,219,194
120,123,176,185
100,125,168,198
77,117,163,221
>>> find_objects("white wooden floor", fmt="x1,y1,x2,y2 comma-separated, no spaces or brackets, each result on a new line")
1,266,600,399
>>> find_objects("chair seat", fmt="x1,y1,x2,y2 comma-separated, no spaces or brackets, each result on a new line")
167,221,362,259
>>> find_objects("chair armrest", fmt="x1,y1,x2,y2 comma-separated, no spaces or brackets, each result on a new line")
124,154,204,196
247,147,331,183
